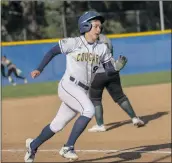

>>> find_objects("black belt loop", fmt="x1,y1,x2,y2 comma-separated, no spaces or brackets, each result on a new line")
70,76,75,82
70,76,89,91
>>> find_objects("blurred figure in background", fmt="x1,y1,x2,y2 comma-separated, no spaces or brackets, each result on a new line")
1,63,6,77
88,34,145,132
1,55,28,86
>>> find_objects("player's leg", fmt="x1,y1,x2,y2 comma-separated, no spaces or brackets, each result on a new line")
57,78,95,159
106,72,144,127
25,76,94,162
7,68,16,86
1,64,6,77
24,102,77,162
14,68,28,83
106,72,137,118
88,73,107,132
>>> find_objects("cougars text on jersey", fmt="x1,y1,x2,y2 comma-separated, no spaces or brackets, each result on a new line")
76,53,99,64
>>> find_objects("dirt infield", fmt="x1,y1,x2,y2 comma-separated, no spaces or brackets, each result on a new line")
2,83,171,162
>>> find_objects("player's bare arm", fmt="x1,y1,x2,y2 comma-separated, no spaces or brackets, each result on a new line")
31,44,62,79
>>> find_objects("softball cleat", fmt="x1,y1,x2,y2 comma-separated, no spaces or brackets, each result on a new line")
132,117,145,127
24,138,36,162
88,124,106,132
59,145,78,161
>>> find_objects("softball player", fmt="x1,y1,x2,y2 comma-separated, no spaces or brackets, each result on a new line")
1,56,28,86
24,11,126,162
1,63,6,77
88,34,145,132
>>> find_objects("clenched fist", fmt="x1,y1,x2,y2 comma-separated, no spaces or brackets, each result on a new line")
31,70,41,79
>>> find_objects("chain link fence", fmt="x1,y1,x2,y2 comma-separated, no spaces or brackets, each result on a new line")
2,9,171,41
66,10,163,37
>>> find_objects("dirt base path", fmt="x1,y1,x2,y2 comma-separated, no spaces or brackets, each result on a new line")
2,83,171,162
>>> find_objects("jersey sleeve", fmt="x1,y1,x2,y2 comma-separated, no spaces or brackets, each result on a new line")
99,34,113,54
59,37,77,54
100,45,113,64
106,38,113,54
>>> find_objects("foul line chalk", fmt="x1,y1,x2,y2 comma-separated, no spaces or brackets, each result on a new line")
1,149,171,154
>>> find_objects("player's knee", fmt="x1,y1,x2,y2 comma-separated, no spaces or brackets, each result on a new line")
89,88,103,102
82,107,95,119
117,95,128,105
110,90,126,103
92,100,102,107
50,119,66,133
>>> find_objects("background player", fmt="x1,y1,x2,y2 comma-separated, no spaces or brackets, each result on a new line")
88,34,145,132
1,63,6,77
24,11,125,162
1,56,28,86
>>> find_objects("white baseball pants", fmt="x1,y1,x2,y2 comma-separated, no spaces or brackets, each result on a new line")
50,76,95,133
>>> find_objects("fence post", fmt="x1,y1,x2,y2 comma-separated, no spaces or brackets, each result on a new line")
62,1,67,37
136,10,140,32
159,0,165,31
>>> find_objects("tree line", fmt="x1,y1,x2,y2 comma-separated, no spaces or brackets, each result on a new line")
1,1,172,41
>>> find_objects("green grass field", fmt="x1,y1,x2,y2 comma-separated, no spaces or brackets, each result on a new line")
2,71,171,99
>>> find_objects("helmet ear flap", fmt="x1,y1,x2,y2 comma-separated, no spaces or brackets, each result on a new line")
80,22,92,34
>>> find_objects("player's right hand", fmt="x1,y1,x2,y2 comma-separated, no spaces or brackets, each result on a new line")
31,70,41,79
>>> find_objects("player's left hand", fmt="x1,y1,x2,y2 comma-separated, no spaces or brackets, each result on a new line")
119,55,128,65
114,55,128,71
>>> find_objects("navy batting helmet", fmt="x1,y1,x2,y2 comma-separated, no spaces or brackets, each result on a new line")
78,11,105,34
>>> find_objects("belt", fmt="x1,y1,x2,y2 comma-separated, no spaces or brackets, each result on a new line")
70,76,89,91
